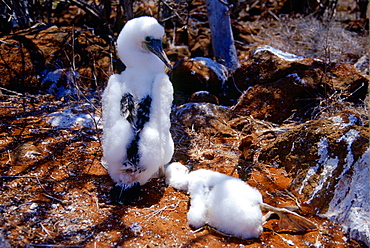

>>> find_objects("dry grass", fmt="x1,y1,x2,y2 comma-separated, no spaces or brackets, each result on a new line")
312,92,369,125
244,15,367,64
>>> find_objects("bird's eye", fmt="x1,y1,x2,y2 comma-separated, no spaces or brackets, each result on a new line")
145,36,152,42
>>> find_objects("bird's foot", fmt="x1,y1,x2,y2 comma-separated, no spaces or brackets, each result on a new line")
110,182,141,205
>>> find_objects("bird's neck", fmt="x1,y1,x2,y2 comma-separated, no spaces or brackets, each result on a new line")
123,69,155,98
122,50,166,74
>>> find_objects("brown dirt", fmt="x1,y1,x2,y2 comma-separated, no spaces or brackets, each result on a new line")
0,94,367,247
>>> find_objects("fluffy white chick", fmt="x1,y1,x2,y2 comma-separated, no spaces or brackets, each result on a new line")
102,16,174,203
165,163,263,239
166,163,317,239
206,178,263,239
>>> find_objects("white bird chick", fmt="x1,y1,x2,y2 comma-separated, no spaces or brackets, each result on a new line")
102,16,174,203
165,163,262,239
165,163,317,239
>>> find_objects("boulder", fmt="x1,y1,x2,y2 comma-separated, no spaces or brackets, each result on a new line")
0,26,110,94
189,91,219,105
232,46,368,123
232,74,319,123
170,57,234,104
176,102,235,136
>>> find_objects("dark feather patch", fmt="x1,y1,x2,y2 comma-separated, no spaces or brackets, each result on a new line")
135,95,152,132
120,94,152,166
126,136,140,164
120,93,135,124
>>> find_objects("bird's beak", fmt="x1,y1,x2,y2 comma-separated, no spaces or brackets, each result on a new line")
145,39,173,70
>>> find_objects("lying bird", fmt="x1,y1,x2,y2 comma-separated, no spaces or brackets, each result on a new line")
165,162,317,239
102,16,174,203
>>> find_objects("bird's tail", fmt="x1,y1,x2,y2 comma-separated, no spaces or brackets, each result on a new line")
260,203,317,232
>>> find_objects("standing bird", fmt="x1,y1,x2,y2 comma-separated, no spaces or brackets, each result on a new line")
102,16,174,203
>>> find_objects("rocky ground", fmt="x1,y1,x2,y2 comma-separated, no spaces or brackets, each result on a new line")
0,0,369,247
0,92,368,248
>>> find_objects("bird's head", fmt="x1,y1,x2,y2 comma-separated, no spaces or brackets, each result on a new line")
117,16,172,71
141,35,172,70
165,162,190,191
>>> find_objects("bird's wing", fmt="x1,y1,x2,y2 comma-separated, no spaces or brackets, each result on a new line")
148,74,174,164
102,74,130,129
149,74,173,133
102,74,134,172
151,74,173,110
